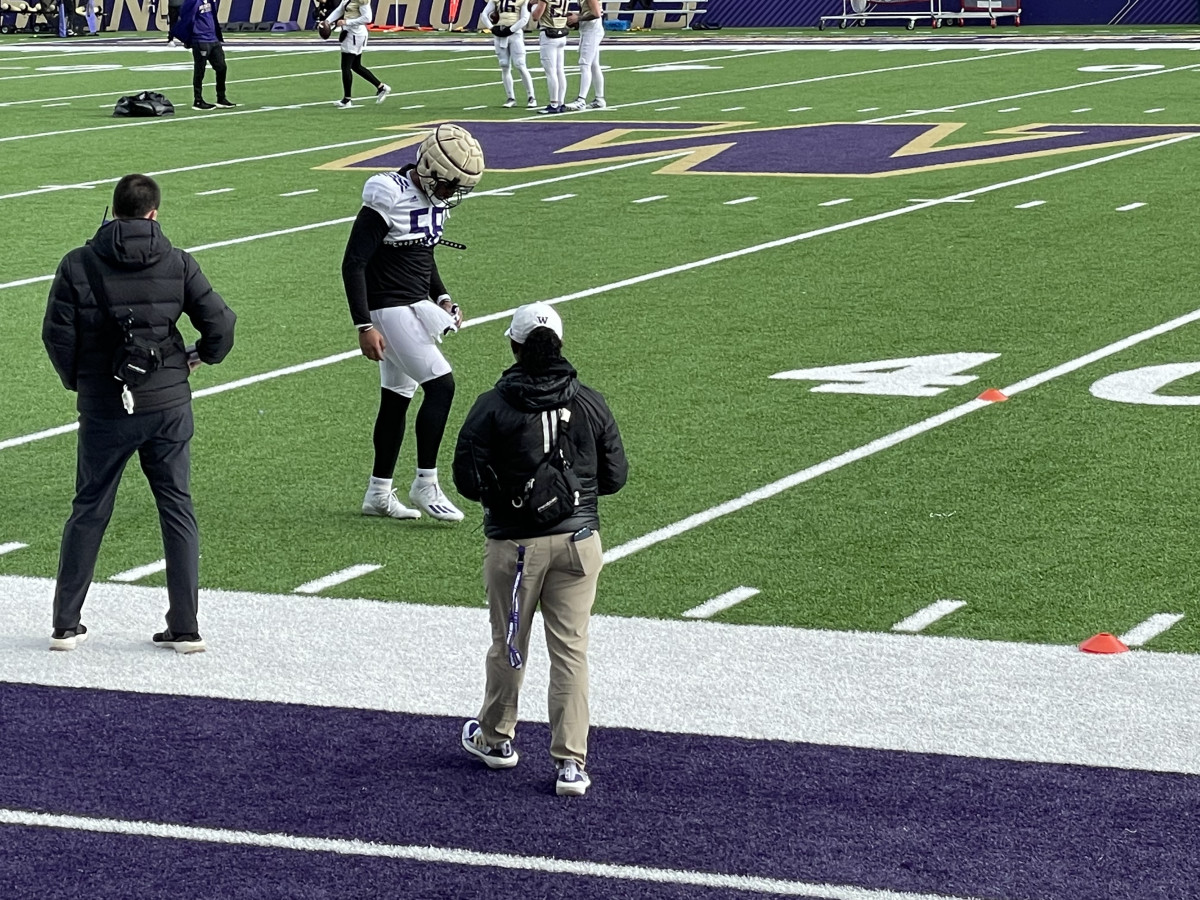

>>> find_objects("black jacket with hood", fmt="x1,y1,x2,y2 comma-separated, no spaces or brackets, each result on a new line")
453,357,628,540
42,217,236,418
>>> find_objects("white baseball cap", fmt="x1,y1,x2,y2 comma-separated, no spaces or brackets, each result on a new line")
505,302,564,344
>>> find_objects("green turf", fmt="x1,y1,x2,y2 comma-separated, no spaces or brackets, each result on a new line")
3,31,1199,651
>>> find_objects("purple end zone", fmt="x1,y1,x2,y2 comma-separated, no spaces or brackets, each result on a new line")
1,681,1198,900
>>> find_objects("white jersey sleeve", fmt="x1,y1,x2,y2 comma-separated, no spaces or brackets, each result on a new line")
362,171,450,245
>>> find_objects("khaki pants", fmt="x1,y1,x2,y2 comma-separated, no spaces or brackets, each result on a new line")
477,530,603,766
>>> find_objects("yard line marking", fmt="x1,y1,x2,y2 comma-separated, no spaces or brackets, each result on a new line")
865,61,1200,124
400,104,425,109
656,105,681,110
857,106,880,112
721,106,745,111
41,101,70,107
682,586,759,619
295,564,382,595
1014,200,1046,208
1,151,687,294
541,193,577,202
633,195,668,203
820,198,853,206
463,104,488,110
1120,613,1184,647
1116,202,1146,211
110,560,167,583
1072,107,1093,112
195,188,234,196
0,808,996,900
0,542,28,556
789,106,812,112
723,196,758,205
1144,107,1165,113
280,189,318,197
0,133,421,203
893,600,967,633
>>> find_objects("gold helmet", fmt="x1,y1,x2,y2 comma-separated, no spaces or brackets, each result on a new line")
415,123,485,209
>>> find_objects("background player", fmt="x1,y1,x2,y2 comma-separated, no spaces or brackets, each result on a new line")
482,0,537,109
565,0,605,110
321,0,390,108
341,124,485,523
531,0,569,114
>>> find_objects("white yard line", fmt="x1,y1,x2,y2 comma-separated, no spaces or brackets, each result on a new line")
280,189,319,197
1014,200,1046,208
632,195,668,204
541,193,577,202
0,542,28,556
820,198,854,206
109,560,167,583
893,600,967,633
195,188,234,196
682,586,760,619
295,564,382,595
1121,614,1184,647
723,196,758,205
0,808,999,900
1116,202,1147,211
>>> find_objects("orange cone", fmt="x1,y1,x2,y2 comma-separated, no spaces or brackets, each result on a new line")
1079,632,1129,654
978,388,1009,402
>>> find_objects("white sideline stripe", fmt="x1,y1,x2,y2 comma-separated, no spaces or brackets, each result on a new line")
195,188,233,196
1015,200,1046,208
1117,202,1147,211
294,564,382,595
0,542,28,556
892,600,966,633
541,193,577,202
1121,614,1184,648
682,586,759,619
109,560,167,583
723,196,758,205
3,574,1200,775
820,198,853,206
280,189,318,197
633,194,668,203
0,809,994,900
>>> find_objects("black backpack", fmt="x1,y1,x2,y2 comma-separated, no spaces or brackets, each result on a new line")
509,406,582,529
113,91,175,117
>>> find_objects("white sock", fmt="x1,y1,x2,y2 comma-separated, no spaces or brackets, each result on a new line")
368,476,393,494
415,467,438,483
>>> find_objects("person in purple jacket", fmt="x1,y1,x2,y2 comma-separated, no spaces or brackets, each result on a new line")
176,0,235,110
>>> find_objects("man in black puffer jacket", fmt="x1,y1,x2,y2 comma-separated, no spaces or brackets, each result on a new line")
42,173,236,655
453,302,626,798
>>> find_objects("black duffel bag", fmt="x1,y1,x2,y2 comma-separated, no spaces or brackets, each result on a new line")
113,91,175,117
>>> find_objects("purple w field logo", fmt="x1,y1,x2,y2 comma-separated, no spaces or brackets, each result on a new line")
320,119,1200,178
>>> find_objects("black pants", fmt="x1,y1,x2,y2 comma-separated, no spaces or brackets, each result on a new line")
166,5,179,38
341,51,380,98
53,404,201,635
192,41,227,101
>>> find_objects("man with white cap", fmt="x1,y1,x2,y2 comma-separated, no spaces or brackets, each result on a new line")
452,302,627,797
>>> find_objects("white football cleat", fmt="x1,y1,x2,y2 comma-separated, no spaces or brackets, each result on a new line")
363,489,421,520
526,97,538,109
409,479,464,522
502,97,516,108
563,98,586,111
335,99,355,109
375,83,391,104
588,98,606,109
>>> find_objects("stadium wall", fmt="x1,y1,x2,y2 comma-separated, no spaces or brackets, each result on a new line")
97,0,1200,34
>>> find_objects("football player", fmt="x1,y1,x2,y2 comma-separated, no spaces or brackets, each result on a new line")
565,0,605,110
481,0,537,109
530,0,569,114
341,124,485,523
321,0,390,108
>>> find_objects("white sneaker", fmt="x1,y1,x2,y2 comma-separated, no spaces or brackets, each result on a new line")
363,489,421,520
375,83,390,104
564,98,586,111
526,97,538,109
336,99,355,109
588,98,606,109
502,97,516,108
556,759,590,796
408,478,464,522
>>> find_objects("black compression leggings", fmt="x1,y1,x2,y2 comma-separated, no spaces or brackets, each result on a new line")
341,52,381,98
371,373,455,477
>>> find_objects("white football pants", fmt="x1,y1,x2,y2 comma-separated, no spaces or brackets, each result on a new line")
576,18,604,101
494,31,535,101
538,31,567,106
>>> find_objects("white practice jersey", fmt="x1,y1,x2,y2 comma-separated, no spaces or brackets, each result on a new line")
362,169,450,246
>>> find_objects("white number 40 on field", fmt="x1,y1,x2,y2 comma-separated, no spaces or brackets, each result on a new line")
773,355,1200,405
770,353,1000,397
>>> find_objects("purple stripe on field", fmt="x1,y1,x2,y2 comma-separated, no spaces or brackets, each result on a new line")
0,825,781,900
1,681,1198,900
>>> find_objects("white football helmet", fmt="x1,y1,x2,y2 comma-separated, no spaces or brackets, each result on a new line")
415,124,485,209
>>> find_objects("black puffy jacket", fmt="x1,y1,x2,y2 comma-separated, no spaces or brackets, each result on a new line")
453,357,628,540
42,217,236,417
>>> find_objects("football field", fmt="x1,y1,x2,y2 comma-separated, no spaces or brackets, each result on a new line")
2,27,1200,899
